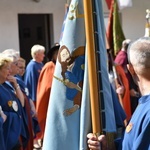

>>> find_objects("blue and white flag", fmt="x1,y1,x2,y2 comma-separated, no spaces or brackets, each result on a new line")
43,0,116,149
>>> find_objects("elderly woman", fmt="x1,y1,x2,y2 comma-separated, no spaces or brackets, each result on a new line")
0,54,24,150
2,49,24,107
1,50,32,150
16,56,40,149
24,44,45,106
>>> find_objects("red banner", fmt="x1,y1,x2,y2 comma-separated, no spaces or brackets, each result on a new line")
105,0,112,10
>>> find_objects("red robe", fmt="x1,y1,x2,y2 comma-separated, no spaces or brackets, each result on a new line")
116,65,131,120
36,61,55,139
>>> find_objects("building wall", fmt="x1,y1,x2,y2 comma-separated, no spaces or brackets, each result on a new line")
0,0,65,51
119,0,149,40
0,0,149,52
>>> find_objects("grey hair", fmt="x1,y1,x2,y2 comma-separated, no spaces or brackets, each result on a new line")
128,37,150,69
31,44,45,59
2,49,20,61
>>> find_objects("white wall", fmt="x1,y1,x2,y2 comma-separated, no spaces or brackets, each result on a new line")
121,0,150,40
0,0,65,51
0,0,149,52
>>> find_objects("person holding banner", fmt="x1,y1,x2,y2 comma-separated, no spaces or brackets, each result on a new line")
87,37,150,150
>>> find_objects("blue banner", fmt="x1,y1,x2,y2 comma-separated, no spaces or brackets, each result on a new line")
43,0,116,149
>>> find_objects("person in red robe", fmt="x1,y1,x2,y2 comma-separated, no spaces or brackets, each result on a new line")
108,49,131,123
115,39,131,80
35,43,60,148
115,39,140,114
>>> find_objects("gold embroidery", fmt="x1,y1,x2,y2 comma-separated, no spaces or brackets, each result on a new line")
54,75,82,92
68,2,84,20
8,100,18,112
8,100,13,107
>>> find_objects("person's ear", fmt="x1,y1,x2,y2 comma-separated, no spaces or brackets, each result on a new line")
127,64,135,76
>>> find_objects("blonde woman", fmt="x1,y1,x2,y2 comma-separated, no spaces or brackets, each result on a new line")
0,54,23,150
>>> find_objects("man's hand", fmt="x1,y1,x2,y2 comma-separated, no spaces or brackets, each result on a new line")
116,85,124,95
87,133,107,150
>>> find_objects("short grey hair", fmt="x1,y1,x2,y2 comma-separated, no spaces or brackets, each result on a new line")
2,49,20,61
128,37,150,70
31,44,45,59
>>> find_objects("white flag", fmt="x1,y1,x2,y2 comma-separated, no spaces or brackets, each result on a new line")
117,0,132,10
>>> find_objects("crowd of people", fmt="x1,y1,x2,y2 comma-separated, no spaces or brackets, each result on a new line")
0,37,150,150
0,43,59,150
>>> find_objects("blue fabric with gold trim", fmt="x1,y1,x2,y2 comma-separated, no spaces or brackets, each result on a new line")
0,84,22,150
2,82,29,149
122,95,150,150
